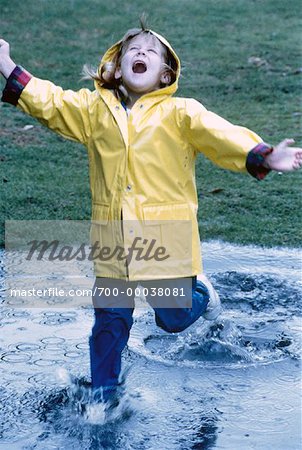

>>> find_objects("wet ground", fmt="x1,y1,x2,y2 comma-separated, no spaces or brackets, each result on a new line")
0,241,301,449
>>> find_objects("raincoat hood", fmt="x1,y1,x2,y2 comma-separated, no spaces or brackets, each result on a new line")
95,29,181,99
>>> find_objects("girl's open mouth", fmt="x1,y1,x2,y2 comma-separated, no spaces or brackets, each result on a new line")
132,61,147,73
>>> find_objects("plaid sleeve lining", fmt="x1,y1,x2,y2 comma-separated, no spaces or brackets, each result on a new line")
1,65,32,106
246,143,273,180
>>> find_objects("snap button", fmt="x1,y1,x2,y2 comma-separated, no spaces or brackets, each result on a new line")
126,184,132,192
139,104,144,109
115,105,120,110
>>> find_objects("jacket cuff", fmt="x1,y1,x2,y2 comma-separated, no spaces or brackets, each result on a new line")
246,143,273,180
1,65,32,106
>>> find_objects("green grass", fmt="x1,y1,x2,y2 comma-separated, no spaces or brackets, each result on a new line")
0,0,301,247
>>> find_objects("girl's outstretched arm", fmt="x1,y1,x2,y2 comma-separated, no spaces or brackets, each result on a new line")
0,39,100,146
180,98,301,180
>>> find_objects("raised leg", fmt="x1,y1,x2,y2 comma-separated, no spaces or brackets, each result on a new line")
143,277,210,333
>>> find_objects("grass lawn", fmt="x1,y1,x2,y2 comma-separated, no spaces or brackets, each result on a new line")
0,0,301,247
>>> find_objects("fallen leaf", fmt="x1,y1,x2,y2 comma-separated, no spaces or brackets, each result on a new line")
247,56,269,67
208,188,224,194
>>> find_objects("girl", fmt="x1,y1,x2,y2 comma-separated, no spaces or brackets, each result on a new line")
1,23,301,402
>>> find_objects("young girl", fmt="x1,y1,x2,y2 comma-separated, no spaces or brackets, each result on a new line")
1,24,301,403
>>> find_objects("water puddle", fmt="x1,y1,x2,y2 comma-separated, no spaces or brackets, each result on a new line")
0,241,301,449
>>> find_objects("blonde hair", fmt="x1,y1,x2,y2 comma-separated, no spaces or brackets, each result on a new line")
82,23,177,102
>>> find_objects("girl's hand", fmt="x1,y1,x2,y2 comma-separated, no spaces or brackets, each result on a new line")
264,139,302,172
0,39,16,78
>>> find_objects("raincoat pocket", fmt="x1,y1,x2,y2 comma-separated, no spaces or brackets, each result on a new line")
91,203,110,224
90,203,113,257
140,203,193,277
142,203,190,223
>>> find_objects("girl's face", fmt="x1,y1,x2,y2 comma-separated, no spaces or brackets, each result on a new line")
115,33,170,97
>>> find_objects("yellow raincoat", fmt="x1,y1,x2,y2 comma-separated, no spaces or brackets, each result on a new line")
17,30,263,280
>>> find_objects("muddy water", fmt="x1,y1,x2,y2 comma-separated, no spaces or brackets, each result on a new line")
0,241,301,449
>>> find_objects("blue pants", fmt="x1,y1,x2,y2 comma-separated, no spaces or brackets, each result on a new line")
89,277,209,400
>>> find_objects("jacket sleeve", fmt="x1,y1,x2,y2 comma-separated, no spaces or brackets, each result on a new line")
181,98,272,177
2,66,95,145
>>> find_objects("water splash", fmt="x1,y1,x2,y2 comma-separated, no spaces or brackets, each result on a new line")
39,368,136,427
129,271,301,369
